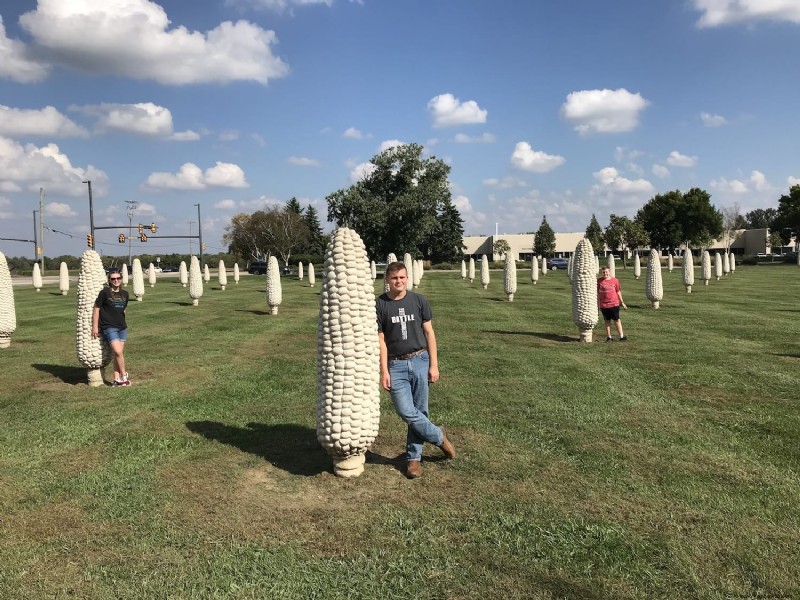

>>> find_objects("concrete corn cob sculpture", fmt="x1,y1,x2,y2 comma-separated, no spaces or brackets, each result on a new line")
541,257,547,275
683,248,694,293
567,254,574,283
75,249,112,385
702,251,711,285
730,253,736,273
668,254,673,272
122,263,129,286
218,260,227,290
189,256,203,305
468,257,475,283
461,260,466,279
59,261,69,295
480,255,490,289
531,257,539,284
179,261,188,287
308,263,316,287
316,227,380,478
633,253,641,280
234,263,240,284
504,252,517,301
0,251,16,348
723,252,730,275
714,252,722,280
148,263,157,288
571,238,598,343
607,254,616,278
370,261,375,282
267,256,282,315
646,249,663,309
403,253,414,291
32,262,42,292
203,264,211,283
132,258,144,301
385,254,397,293
299,261,304,281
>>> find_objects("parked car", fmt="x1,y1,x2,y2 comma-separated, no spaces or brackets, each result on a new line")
549,257,569,270
161,265,177,272
248,261,268,275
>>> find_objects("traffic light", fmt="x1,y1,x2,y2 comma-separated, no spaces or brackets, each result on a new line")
150,222,157,233
118,234,126,243
201,243,206,251
87,234,93,248
140,234,147,242
138,223,143,235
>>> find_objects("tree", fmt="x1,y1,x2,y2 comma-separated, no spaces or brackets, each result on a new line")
745,207,778,229
772,184,800,245
603,214,628,256
326,143,458,260
585,214,604,255
533,216,556,257
721,203,744,252
492,239,511,259
285,197,303,215
425,196,465,263
635,188,722,250
301,205,326,257
769,231,784,254
622,220,649,256
223,207,309,265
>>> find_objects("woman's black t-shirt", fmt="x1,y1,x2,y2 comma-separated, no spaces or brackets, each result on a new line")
95,287,129,330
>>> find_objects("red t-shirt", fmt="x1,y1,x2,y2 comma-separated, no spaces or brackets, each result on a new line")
597,277,621,309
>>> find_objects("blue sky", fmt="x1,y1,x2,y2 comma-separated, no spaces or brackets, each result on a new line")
1,0,799,258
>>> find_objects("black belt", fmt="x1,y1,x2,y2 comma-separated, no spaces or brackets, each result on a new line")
389,348,426,360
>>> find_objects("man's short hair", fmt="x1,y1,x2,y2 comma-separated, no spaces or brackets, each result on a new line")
385,261,407,277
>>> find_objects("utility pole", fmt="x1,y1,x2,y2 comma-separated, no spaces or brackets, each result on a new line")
196,203,204,267
188,221,195,254
39,188,45,273
33,211,39,263
125,200,138,267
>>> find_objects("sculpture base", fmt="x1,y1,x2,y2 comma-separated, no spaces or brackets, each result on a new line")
270,306,279,315
192,298,199,306
685,286,692,294
221,285,226,290
651,301,660,309
578,329,593,343
507,293,514,302
87,368,104,387
333,454,365,478
0,334,10,348
61,291,67,296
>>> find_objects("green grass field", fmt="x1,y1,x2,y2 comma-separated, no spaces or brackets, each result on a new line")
1,264,798,599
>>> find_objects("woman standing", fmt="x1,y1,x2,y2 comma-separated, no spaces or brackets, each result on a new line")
92,269,131,386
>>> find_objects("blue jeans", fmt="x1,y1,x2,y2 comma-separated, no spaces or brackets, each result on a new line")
389,351,443,461
103,327,127,343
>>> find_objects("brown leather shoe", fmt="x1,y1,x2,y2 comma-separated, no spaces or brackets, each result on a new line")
406,460,422,479
438,426,456,460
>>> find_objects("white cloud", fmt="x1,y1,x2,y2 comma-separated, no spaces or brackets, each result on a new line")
483,176,528,189
251,133,267,147
592,167,655,195
170,130,200,141
427,93,488,128
288,156,322,167
215,199,238,210
0,135,109,196
225,0,334,13
561,88,649,135
0,197,13,219
0,16,49,83
379,139,405,153
144,161,248,190
666,151,698,167
710,171,773,195
652,164,670,178
692,0,800,27
73,102,177,137
510,141,565,173
614,146,643,163
219,131,239,142
788,176,800,187
454,132,496,144
18,0,289,85
453,194,487,232
343,127,370,140
700,111,728,127
0,105,88,138
44,202,78,217
349,161,376,184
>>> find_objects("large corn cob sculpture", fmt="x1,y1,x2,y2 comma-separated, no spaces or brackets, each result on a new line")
132,258,144,301
189,256,203,305
299,262,304,281
384,254,397,293
646,249,663,309
203,263,211,283
541,257,547,275
122,263,129,286
702,251,712,285
683,248,694,293
571,238,598,343
461,260,466,279
608,254,616,278
370,260,375,282
403,253,414,291
267,256,282,315
413,259,422,287
531,257,539,284
668,254,674,272
468,257,475,283
504,252,517,301
723,252,730,275
316,227,380,478
179,261,188,287
480,255,490,289
714,251,722,281
633,253,641,279
0,251,16,348
218,260,227,290
233,263,240,284
308,263,316,287
148,263,157,288
32,262,42,292
59,261,69,295
75,250,112,385
730,253,736,273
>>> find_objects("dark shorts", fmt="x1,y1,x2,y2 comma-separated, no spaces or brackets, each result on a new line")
601,306,621,321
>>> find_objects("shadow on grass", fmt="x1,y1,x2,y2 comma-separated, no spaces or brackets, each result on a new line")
32,363,87,384
186,420,329,476
235,309,271,315
166,301,193,306
773,353,800,359
485,330,574,343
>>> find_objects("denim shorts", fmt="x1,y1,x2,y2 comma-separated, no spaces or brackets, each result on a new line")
103,327,127,343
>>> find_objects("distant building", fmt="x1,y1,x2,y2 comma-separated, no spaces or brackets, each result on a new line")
463,228,779,261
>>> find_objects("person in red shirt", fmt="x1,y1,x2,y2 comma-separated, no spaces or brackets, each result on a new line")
597,266,627,342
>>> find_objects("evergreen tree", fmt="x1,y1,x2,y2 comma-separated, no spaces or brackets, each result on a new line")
426,196,465,263
585,214,604,254
302,205,326,256
286,197,303,215
533,216,556,257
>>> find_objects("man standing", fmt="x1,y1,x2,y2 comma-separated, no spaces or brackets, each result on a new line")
597,266,627,342
377,261,455,479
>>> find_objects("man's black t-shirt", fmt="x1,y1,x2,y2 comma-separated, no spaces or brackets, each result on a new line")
376,291,432,356
95,287,128,330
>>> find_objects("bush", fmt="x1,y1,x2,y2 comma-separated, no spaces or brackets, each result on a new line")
430,262,458,270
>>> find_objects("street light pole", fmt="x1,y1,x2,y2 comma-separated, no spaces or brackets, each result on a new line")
39,187,45,273
196,203,204,268
125,200,138,267
189,221,194,255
